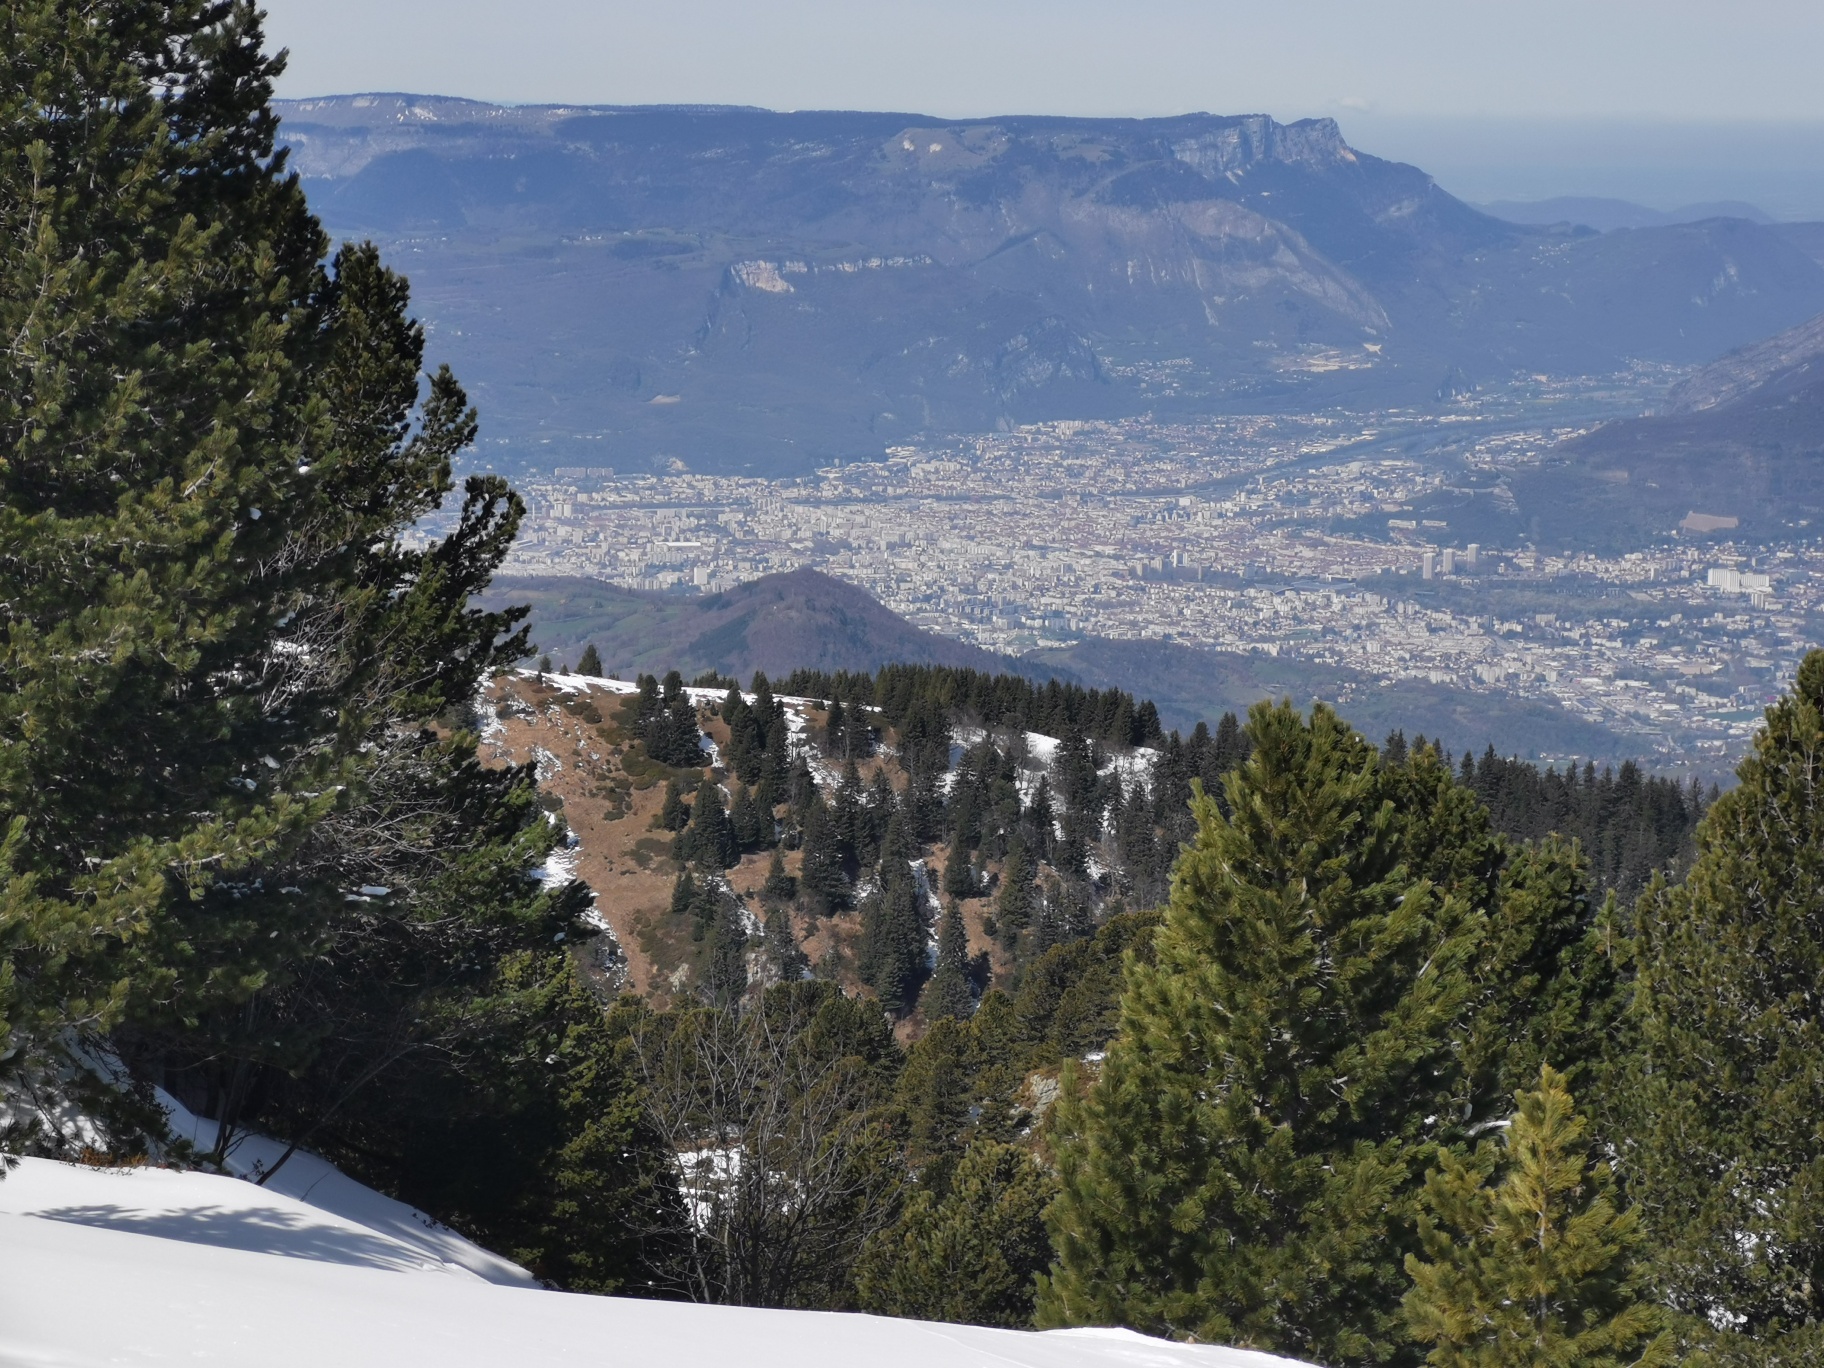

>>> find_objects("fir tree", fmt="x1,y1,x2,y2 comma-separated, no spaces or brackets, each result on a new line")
675,778,738,870
1622,650,1824,1350
658,778,689,832
943,844,979,899
1039,700,1484,1365
761,847,797,903
860,857,929,1016
762,905,808,983
995,845,1035,942
1403,1066,1672,1368
575,643,603,677
857,1138,1056,1328
701,901,749,1007
797,796,851,913
921,901,976,1023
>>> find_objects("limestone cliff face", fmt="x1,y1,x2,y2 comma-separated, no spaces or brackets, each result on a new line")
271,97,1824,477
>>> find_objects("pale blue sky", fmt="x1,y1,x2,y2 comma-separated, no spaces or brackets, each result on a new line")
261,0,1824,215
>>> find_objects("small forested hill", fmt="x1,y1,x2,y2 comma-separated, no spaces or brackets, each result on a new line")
493,571,1637,764
482,570,1009,680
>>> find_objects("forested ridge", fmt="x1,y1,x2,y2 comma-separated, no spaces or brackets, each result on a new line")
4,9,1821,1368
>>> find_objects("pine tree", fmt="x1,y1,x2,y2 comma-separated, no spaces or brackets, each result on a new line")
576,643,603,677
857,1138,1056,1328
920,901,976,1023
1039,700,1484,1365
0,2,588,1189
1403,1066,1672,1368
1622,650,1824,1350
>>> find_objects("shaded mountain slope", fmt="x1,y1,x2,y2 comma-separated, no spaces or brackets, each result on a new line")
1514,309,1824,545
485,570,1632,762
484,569,1011,679
1023,636,1632,763
277,97,1824,476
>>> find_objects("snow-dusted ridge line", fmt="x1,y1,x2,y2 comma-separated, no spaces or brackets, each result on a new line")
0,1153,1320,1368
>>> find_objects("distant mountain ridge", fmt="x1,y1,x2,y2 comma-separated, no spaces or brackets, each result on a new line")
484,569,1633,761
1478,196,1776,232
277,95,1824,477
1513,310,1824,545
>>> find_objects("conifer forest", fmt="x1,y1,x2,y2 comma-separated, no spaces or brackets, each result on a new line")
5,7,1824,1368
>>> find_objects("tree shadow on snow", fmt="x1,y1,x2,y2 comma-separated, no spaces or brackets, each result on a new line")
31,1203,437,1272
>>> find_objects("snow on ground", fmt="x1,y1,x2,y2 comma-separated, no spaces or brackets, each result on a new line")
155,1091,534,1286
0,1155,1320,1368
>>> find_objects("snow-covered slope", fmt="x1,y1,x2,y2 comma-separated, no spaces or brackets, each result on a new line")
0,1156,1320,1368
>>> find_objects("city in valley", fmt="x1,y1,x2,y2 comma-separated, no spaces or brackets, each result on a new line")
468,372,1812,774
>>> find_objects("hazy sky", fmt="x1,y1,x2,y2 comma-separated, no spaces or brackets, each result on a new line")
263,0,1821,121
260,1,1824,215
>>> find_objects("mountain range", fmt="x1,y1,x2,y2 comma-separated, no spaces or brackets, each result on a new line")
483,569,1633,762
1519,308,1824,545
278,96,1824,478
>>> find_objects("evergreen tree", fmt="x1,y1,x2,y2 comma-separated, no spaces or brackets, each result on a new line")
921,901,976,1023
1622,650,1824,1352
1403,1066,1672,1368
701,899,749,1007
0,1,606,1187
669,869,699,922
857,1138,1056,1328
575,643,603,677
995,845,1035,941
797,797,850,913
762,905,808,983
943,844,979,899
860,858,929,1016
675,778,737,870
658,778,689,832
761,847,797,903
1039,700,1484,1365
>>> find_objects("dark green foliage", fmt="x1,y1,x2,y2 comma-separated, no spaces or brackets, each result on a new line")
796,795,851,912
920,901,975,1024
994,845,1035,942
858,854,929,1017
761,847,796,903
674,778,738,870
659,777,689,832
1404,1066,1672,1368
576,643,603,677
313,961,689,1295
636,671,706,768
782,666,1167,751
729,782,772,851
762,905,807,983
1621,650,1824,1354
701,901,749,1007
1464,749,1704,897
1040,701,1490,1365
942,844,979,899
856,1138,1057,1328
